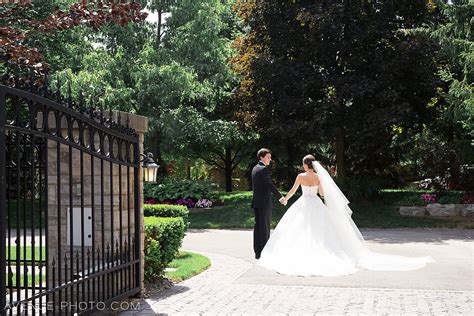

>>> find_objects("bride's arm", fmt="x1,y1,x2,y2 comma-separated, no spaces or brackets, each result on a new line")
316,174,325,202
317,174,324,196
283,175,301,203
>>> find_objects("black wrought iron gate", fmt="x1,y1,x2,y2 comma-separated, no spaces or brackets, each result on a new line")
0,84,141,315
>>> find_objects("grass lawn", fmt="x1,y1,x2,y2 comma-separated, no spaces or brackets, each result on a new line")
189,190,473,229
165,251,211,282
7,246,46,262
9,273,44,288
6,245,46,287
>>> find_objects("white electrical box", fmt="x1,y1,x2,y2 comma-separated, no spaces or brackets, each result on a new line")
66,207,93,246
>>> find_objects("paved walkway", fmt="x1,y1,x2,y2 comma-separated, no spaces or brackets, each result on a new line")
121,229,473,315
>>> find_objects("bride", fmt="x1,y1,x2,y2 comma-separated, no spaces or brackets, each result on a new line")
257,155,434,276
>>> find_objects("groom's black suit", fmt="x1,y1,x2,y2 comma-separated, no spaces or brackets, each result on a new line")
251,161,282,259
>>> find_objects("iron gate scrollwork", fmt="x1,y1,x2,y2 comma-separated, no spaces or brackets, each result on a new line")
0,84,141,315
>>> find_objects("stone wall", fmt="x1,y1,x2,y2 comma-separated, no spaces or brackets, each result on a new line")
399,204,474,217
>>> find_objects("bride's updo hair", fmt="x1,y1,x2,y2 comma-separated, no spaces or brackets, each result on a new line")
303,154,316,169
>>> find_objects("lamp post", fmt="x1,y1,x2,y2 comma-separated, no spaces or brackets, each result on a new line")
142,153,159,183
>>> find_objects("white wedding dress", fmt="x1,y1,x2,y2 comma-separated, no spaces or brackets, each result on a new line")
257,162,435,277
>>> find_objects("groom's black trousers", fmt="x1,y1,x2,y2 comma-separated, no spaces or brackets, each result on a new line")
253,207,272,258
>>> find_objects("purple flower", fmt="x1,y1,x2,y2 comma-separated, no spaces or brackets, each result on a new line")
195,198,213,208
462,195,474,204
421,193,437,204
144,198,159,204
175,198,195,208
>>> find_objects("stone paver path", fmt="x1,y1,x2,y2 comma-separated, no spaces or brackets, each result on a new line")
120,229,473,315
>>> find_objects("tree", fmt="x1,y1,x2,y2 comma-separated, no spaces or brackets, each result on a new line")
0,0,147,85
232,0,328,184
424,0,473,139
403,0,474,187
161,107,254,191
161,0,239,110
23,1,243,186
232,0,441,181
135,0,244,185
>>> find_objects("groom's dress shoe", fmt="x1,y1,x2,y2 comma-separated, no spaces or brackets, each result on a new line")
255,254,260,259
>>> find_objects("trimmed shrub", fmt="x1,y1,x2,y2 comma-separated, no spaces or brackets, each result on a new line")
144,216,186,281
143,204,189,228
336,176,386,202
144,179,212,201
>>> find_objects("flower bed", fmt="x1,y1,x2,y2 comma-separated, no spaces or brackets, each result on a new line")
144,179,215,209
389,191,474,218
145,197,214,209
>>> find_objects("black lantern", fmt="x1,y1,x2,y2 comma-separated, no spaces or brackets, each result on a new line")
142,153,159,183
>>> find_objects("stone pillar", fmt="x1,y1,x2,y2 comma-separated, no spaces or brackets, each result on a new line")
112,111,147,293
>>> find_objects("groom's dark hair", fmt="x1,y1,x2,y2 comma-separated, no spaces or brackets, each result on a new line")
257,148,271,160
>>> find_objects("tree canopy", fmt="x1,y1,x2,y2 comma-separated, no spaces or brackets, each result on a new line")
232,0,442,182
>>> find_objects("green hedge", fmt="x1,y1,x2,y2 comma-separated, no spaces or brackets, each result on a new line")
336,176,386,201
144,216,186,281
144,179,212,201
381,189,467,206
143,204,189,228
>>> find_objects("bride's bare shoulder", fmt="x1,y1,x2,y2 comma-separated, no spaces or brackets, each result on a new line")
295,173,305,181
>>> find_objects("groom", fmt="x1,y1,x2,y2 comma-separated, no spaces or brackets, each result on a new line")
251,148,285,259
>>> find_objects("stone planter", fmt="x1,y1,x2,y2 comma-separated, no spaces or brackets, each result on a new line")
461,204,474,217
399,204,473,217
399,206,426,217
426,203,462,217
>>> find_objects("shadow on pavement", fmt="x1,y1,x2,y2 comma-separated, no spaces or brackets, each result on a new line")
361,229,473,244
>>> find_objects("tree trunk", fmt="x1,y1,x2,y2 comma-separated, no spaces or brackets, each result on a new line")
446,114,460,186
185,159,191,179
150,130,167,176
224,147,233,192
335,126,346,181
156,10,162,46
285,140,296,188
